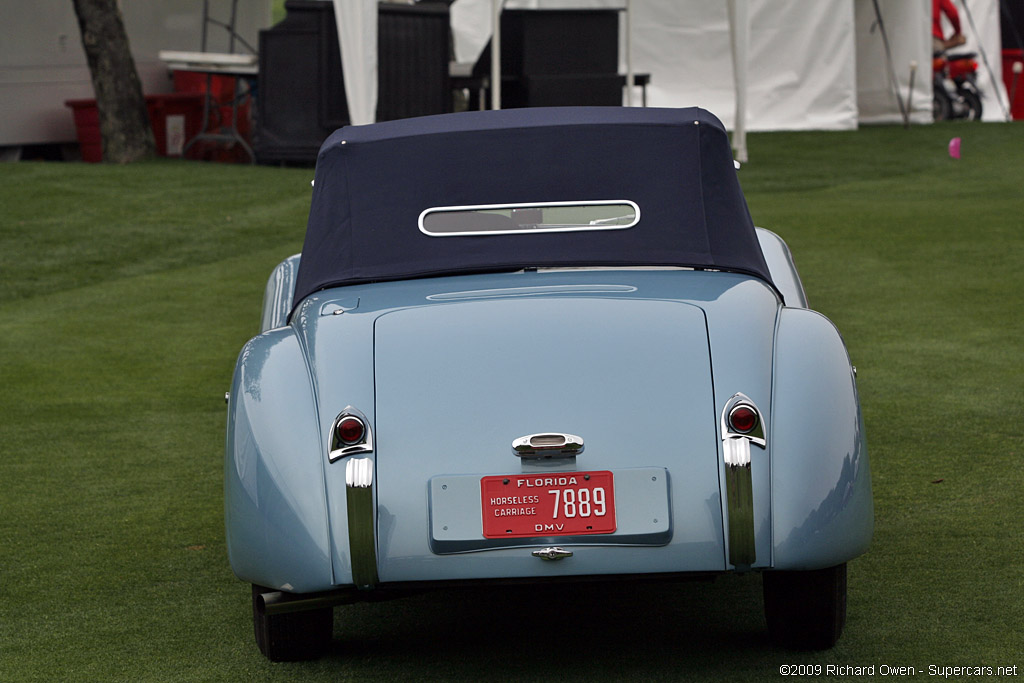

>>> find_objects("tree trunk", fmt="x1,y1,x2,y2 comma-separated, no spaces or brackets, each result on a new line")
72,0,156,163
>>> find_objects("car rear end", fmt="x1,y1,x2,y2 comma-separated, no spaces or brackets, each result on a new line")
295,269,782,591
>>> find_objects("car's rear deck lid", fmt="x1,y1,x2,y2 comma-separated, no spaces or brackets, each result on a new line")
371,296,728,581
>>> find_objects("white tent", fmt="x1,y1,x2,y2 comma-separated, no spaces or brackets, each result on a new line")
450,0,859,134
329,0,1010,132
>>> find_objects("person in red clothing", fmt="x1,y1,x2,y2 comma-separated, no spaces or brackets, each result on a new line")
933,0,967,52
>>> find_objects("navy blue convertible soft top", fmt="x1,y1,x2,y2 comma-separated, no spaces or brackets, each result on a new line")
292,106,774,311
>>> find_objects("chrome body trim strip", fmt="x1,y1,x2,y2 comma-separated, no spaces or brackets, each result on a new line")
345,458,379,589
724,463,756,566
426,284,637,301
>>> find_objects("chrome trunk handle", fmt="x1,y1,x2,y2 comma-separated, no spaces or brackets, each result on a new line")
512,433,584,458
532,547,573,561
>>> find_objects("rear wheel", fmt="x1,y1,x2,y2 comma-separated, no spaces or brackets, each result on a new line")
959,89,983,120
252,585,333,661
762,563,847,650
933,86,953,121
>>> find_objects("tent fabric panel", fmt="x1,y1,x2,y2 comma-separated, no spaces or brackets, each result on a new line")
855,0,933,125
332,0,377,125
448,0,858,132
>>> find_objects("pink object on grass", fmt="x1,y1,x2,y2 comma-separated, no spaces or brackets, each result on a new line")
948,137,962,159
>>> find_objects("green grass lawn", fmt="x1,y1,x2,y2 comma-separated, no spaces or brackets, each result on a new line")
1,121,1022,681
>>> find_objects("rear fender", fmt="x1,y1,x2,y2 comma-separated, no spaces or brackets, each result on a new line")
770,308,873,569
260,254,301,332
225,328,333,591
755,228,807,308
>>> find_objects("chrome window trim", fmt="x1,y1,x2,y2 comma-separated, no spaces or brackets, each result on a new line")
418,199,641,237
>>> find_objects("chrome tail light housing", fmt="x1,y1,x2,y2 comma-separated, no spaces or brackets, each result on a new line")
329,407,373,462
721,392,766,567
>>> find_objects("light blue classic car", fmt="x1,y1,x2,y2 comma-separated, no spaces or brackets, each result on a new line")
225,107,872,660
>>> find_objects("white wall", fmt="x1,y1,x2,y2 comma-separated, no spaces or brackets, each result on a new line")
0,0,271,146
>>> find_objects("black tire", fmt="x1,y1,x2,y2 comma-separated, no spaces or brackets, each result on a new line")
933,88,953,121
252,585,333,661
959,89,983,121
763,563,847,650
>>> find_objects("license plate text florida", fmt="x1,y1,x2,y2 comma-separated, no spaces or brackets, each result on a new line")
480,471,617,538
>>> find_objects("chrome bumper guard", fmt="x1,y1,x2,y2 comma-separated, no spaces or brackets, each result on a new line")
724,456,755,566
721,394,766,568
346,457,379,589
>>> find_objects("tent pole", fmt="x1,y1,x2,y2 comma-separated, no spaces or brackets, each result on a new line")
870,0,909,126
905,60,918,123
491,0,501,111
727,0,748,163
625,0,634,106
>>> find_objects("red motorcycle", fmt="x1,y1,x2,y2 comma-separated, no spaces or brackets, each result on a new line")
933,50,983,120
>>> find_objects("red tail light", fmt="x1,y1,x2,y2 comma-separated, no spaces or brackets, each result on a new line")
328,408,374,462
336,416,366,445
728,405,759,434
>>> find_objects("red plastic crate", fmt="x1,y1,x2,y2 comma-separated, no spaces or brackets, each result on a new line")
65,93,205,162
172,71,253,141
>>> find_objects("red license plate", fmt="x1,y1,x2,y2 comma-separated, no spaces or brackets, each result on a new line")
481,471,616,539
